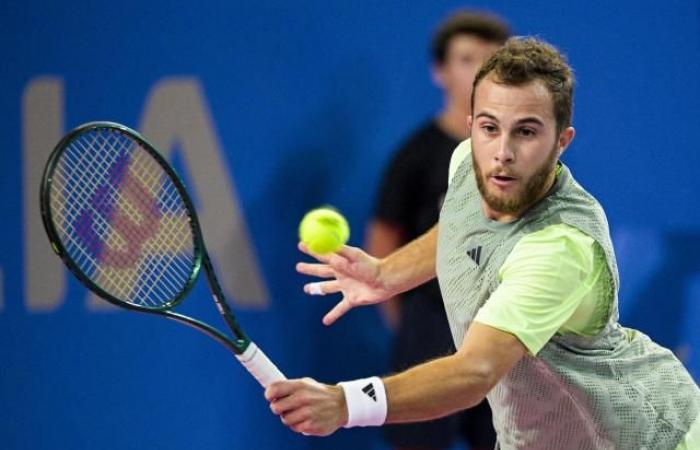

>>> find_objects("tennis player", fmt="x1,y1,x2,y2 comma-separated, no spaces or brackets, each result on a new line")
266,37,700,449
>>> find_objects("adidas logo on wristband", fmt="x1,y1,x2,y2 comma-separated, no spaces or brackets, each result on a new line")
362,382,377,401
338,376,387,427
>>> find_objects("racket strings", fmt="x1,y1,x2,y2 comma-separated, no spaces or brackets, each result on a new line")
54,133,131,268
49,128,196,308
53,130,153,294
72,130,191,305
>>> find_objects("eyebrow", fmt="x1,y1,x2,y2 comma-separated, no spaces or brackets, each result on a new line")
474,112,546,128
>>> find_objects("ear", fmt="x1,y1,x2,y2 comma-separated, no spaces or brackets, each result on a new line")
431,64,446,89
467,115,473,131
557,127,575,157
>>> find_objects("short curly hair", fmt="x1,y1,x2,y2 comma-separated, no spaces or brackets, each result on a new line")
471,37,575,133
431,11,511,65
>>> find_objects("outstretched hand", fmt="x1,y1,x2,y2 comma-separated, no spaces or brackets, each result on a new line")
296,243,393,325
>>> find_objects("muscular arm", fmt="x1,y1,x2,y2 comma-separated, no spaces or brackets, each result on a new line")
378,223,438,296
266,321,525,435
383,322,525,422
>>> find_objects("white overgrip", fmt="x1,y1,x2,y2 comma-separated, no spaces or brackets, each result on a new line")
235,341,286,387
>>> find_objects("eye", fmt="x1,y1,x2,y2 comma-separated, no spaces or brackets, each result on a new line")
517,127,536,137
481,124,498,135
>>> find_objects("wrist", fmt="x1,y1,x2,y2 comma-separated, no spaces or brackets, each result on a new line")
332,384,349,428
338,376,387,428
377,257,400,298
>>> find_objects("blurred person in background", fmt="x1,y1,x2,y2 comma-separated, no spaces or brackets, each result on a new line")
366,10,510,450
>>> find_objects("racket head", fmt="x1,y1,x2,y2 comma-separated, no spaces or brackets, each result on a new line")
40,121,203,312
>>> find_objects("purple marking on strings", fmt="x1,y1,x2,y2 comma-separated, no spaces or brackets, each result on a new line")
74,151,130,262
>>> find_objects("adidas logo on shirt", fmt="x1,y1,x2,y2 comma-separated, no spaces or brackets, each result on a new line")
467,246,482,265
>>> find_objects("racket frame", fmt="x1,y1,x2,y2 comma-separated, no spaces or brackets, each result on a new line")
40,121,252,356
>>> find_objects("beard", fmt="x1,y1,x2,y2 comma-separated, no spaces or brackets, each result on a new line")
473,143,560,216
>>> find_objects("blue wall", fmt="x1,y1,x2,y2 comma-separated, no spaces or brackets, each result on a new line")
1,1,699,449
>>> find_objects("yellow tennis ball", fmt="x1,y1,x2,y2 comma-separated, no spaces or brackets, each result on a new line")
298,207,350,254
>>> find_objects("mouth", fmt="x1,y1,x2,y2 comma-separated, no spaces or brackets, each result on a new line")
489,174,518,187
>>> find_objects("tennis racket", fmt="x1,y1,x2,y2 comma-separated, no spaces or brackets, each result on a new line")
40,121,285,388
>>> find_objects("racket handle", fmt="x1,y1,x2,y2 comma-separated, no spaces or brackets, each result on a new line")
236,341,286,387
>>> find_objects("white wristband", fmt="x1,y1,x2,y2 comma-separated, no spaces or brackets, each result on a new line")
338,376,387,428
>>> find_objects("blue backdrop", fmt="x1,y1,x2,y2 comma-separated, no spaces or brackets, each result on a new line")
1,1,699,449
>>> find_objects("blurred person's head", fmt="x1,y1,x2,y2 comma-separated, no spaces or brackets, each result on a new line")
431,11,511,114
467,37,576,221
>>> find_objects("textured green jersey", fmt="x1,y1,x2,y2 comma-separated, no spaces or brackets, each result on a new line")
437,139,700,449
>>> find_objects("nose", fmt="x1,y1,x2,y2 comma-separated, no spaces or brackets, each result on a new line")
494,136,514,164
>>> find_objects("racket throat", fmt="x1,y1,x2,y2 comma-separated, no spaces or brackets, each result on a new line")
212,294,250,343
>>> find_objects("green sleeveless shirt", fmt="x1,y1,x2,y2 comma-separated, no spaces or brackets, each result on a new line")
436,140,700,449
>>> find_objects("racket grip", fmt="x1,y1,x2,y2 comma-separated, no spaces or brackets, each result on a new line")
236,341,286,387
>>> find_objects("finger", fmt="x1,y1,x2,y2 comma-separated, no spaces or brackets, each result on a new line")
326,252,351,272
292,419,315,435
304,280,340,296
270,392,304,416
296,262,334,278
265,380,301,402
335,245,360,260
280,407,310,427
322,298,353,326
299,242,353,266
298,242,331,263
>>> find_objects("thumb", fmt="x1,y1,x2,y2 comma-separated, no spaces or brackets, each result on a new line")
322,298,353,326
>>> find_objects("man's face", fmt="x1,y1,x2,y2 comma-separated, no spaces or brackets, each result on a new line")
468,75,574,222
434,35,500,112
